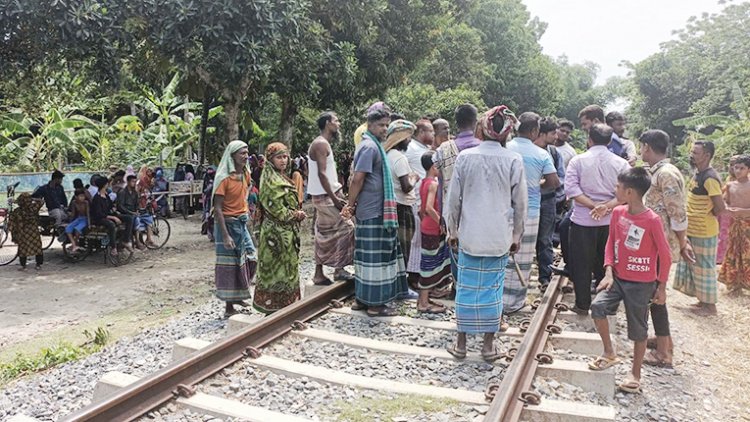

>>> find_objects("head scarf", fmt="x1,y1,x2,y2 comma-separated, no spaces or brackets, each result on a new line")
482,105,518,142
384,119,417,152
212,140,249,198
259,142,300,218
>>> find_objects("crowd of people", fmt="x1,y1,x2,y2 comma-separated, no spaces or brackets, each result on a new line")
211,99,748,395
8,166,177,268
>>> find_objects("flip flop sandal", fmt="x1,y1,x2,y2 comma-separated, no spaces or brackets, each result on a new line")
481,346,504,362
417,304,446,314
313,277,334,286
643,350,673,369
446,345,467,360
366,307,399,317
618,379,642,394
588,356,621,371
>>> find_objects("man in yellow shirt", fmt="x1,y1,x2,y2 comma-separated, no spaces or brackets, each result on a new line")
673,141,726,316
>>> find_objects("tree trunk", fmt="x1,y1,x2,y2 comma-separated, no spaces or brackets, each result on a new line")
224,99,241,143
199,91,211,165
278,97,298,148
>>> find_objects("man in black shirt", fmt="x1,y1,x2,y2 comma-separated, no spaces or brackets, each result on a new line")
116,175,145,249
32,170,68,225
91,177,133,256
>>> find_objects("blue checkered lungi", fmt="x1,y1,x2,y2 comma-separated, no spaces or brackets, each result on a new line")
456,251,507,333
354,216,408,306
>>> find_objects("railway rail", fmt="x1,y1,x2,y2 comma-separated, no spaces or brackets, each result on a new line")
11,273,618,422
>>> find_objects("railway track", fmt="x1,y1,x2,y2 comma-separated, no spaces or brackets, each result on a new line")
13,274,619,422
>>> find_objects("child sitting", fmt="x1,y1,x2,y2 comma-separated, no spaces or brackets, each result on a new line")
588,167,672,394
65,188,90,253
718,154,750,291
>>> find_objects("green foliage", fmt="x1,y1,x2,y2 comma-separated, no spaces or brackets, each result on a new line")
0,327,110,384
672,83,750,171
385,83,487,125
626,3,750,141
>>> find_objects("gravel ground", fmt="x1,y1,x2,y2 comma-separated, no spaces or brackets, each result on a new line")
265,336,505,391
188,360,483,422
0,301,242,421
311,313,521,354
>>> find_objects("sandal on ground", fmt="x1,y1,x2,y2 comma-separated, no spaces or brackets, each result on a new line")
223,308,239,319
481,346,504,362
351,301,367,311
588,355,621,371
313,277,334,286
366,307,399,317
417,302,446,314
146,241,158,248
446,345,467,360
643,350,673,368
333,271,355,282
618,378,642,394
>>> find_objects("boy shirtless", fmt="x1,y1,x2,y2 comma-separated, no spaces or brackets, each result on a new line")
718,155,750,291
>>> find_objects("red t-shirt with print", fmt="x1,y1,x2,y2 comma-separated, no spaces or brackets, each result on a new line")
604,205,672,283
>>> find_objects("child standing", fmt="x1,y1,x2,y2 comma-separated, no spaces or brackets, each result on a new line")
718,155,750,292
65,188,90,253
588,167,672,394
416,151,450,314
9,193,45,270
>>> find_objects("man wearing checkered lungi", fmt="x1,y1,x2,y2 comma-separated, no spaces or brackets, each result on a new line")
343,109,408,317
444,103,526,361
673,141,725,316
505,113,561,314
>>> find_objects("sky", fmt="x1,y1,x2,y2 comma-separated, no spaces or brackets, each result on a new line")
522,0,731,85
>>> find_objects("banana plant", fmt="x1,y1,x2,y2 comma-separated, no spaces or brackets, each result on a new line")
2,107,101,171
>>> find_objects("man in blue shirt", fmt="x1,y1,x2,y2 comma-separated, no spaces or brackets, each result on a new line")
32,170,68,226
505,113,560,313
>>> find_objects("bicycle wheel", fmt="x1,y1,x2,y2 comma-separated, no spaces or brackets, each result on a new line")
146,217,170,249
107,244,134,267
62,238,89,263
0,228,19,266
40,227,55,250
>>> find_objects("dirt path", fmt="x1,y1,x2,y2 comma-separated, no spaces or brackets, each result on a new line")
0,216,217,359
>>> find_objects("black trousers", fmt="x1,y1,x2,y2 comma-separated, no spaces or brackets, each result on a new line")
19,254,43,267
650,303,671,336
558,209,572,268
568,223,609,310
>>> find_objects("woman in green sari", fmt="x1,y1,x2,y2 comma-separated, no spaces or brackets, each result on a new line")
254,142,307,313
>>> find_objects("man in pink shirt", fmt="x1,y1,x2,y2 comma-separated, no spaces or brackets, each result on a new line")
587,167,672,396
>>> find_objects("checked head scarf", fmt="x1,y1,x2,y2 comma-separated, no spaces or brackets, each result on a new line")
482,105,518,142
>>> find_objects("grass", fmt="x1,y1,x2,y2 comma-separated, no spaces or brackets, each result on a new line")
331,394,458,422
0,326,110,385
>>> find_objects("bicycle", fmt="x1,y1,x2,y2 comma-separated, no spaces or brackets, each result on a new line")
136,194,171,250
0,182,20,266
61,223,134,266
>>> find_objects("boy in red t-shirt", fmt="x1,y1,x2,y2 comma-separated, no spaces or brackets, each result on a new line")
588,167,672,395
